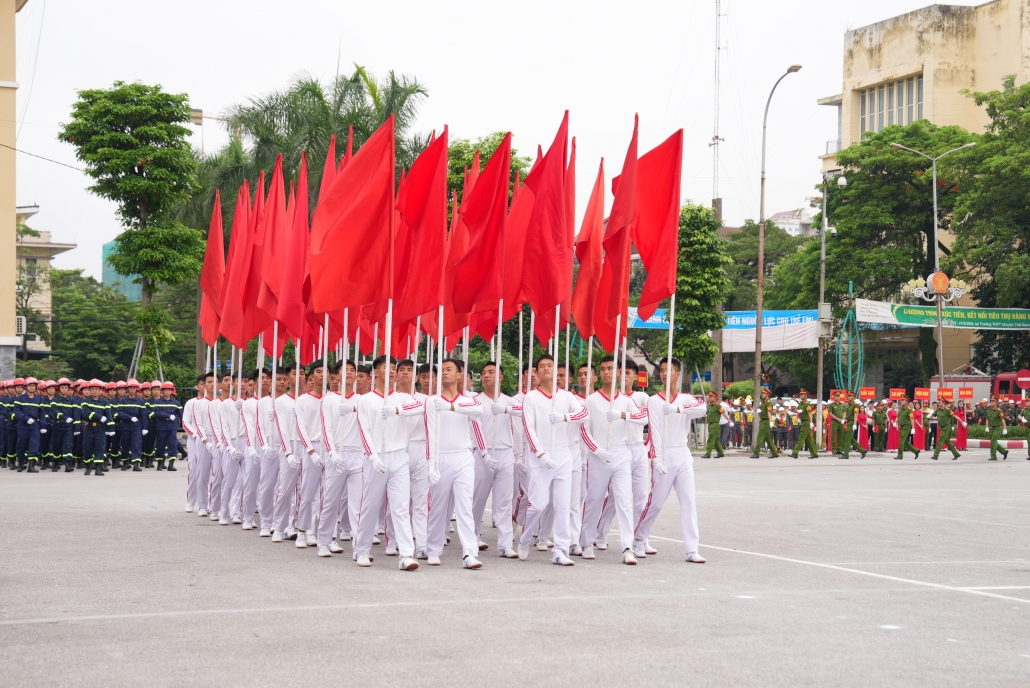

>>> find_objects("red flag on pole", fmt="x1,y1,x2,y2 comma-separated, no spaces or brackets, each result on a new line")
633,129,683,321
453,132,510,314
238,171,274,344
571,158,605,339
199,190,225,346
256,155,291,320
218,179,255,347
276,152,311,342
309,115,396,313
320,134,337,203
594,115,638,352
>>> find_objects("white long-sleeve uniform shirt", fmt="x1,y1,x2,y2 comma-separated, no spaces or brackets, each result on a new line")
627,391,649,445
510,392,526,459
424,393,484,461
217,397,241,444
256,396,277,451
580,390,648,452
181,397,198,438
409,392,430,443
321,392,362,452
194,397,214,445
646,392,707,458
274,394,298,453
474,392,517,450
356,390,423,456
520,388,587,455
295,392,325,454
241,398,259,449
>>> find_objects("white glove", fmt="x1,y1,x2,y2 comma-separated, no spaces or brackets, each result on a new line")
106,431,115,436
246,447,259,464
654,456,668,475
514,452,527,472
40,428,47,434
328,450,345,471
548,412,565,424
852,424,857,431
311,450,325,468
961,421,968,428
368,453,387,474
662,404,678,416
142,429,149,436
229,447,241,462
428,460,441,485
810,423,815,431
729,421,735,427
73,431,80,436
26,418,34,425
381,406,397,419
605,410,622,422
491,403,507,415
432,398,450,412
538,452,555,469
131,417,138,423
262,446,276,461
100,415,107,423
1002,428,1008,436
169,414,176,421
482,453,497,471
66,417,73,424
286,453,300,470
910,428,915,435
594,448,613,465
339,403,356,416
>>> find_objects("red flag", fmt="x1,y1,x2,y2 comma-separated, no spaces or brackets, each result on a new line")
442,191,469,339
337,124,354,173
395,128,448,324
256,155,290,320
320,135,337,203
238,171,274,344
633,129,683,321
309,115,396,313
522,112,570,342
276,152,311,341
594,115,638,352
218,180,255,347
453,132,510,314
199,190,225,345
571,158,604,339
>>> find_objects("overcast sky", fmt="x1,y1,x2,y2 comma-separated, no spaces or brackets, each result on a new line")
14,0,980,280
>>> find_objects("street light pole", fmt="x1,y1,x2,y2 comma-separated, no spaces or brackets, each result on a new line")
890,141,975,389
753,64,801,446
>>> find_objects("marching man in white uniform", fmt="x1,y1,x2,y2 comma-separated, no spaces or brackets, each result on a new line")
218,375,244,525
354,356,422,570
295,364,327,548
475,361,519,558
193,374,217,518
517,354,588,566
634,357,708,563
318,360,362,557
271,364,301,543
181,376,206,514
257,367,287,537
240,369,269,531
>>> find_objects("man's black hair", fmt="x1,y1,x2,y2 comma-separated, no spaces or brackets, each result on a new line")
657,356,682,372
371,355,397,371
599,354,616,366
417,363,436,376
624,359,639,374
480,361,501,375
534,354,554,370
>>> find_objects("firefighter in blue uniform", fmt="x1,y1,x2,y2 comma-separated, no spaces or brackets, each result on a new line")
107,381,125,467
14,376,46,472
72,380,86,468
140,381,156,468
151,381,181,471
38,380,55,468
0,381,10,468
50,378,79,472
6,378,22,467
118,378,145,472
80,379,114,476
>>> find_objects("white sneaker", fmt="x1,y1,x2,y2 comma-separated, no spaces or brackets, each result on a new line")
218,516,229,525
185,503,194,513
198,509,209,518
463,555,483,569
536,539,549,552
295,533,308,549
231,517,242,525
427,555,441,566
399,557,419,571
271,531,283,543
686,552,707,563
517,542,530,561
241,521,255,530
623,549,638,565
209,513,220,521
644,541,658,555
372,535,381,545
632,541,648,558
377,525,385,535
284,530,297,540
596,535,608,551
478,540,489,551
384,543,398,556
306,532,318,547
499,548,519,559
339,531,352,541
329,540,345,554
582,545,596,560
416,549,428,560
569,544,583,556
552,552,574,566
356,553,372,567
317,544,332,558
259,528,271,538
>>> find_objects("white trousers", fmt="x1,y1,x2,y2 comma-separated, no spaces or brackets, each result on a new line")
316,449,363,547
337,450,363,537
220,442,242,520
598,441,648,542
569,460,583,547
581,444,635,553
272,441,302,535
519,447,573,557
355,449,413,558
192,440,213,511
634,445,700,554
407,440,430,551
513,461,529,527
242,446,261,524
472,447,515,551
208,445,225,515
297,448,324,533
427,449,477,559
186,437,200,507
257,446,280,530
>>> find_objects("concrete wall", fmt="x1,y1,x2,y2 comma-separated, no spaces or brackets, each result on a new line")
0,0,22,378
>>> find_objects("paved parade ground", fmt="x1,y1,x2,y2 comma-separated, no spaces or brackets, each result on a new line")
2,448,1029,687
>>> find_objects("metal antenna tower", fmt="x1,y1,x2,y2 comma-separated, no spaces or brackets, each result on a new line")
710,0,725,204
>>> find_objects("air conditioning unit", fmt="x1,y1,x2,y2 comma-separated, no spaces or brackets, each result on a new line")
16,316,26,336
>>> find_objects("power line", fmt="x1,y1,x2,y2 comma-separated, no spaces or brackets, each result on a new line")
0,142,82,171
17,0,46,141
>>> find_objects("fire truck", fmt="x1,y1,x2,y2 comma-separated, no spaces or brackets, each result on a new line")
930,368,1030,403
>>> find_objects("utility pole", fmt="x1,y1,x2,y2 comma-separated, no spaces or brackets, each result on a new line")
710,0,726,398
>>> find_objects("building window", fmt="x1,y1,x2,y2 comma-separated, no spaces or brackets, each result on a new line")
877,84,885,130
887,82,894,126
896,80,905,125
860,90,867,134
917,75,924,120
907,78,914,123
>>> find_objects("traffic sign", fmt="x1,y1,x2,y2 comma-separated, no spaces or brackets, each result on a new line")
1016,369,1030,390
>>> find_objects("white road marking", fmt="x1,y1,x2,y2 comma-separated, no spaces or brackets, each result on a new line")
880,625,904,630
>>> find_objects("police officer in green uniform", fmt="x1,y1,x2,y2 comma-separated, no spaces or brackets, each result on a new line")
790,389,819,459
750,388,780,459
841,390,868,460
932,399,961,460
895,395,920,460
872,402,888,452
827,391,844,455
986,395,1009,460
701,390,727,458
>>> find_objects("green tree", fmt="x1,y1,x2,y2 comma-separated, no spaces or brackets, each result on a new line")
949,83,1030,372
15,222,51,357
448,132,532,202
58,81,205,368
722,219,806,311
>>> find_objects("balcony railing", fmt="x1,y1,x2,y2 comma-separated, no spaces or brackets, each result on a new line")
826,139,842,155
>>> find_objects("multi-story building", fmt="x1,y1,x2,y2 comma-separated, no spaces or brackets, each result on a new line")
817,0,1030,393
102,239,143,301
769,210,814,237
15,205,76,357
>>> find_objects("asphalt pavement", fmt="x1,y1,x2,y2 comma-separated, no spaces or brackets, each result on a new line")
1,446,1028,687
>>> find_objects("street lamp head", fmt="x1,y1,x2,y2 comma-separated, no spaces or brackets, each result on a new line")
837,175,848,189
787,64,802,73
960,142,976,150
890,143,905,149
